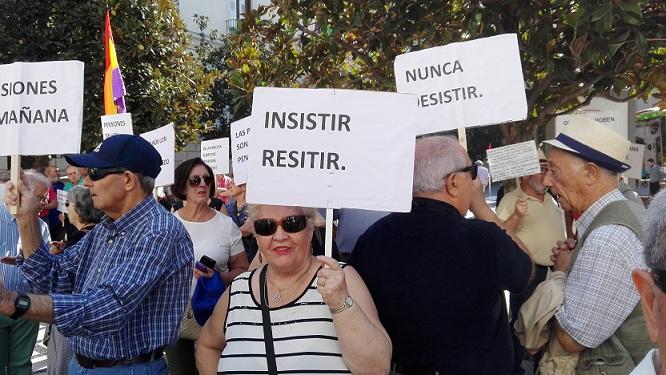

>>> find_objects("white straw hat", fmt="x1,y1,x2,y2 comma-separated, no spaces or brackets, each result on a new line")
542,115,630,172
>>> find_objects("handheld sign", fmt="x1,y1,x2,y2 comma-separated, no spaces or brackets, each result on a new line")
625,143,646,180
230,117,252,185
56,189,68,213
247,87,416,212
394,34,527,135
0,61,84,155
140,123,175,187
486,141,541,182
201,138,230,175
101,113,133,139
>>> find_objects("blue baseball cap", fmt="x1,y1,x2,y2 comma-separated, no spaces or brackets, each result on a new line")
65,134,162,178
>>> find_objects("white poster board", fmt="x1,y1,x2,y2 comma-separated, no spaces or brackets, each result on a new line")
486,141,541,182
555,110,627,139
56,189,68,213
230,117,252,185
0,61,84,156
140,123,175,187
201,138,230,175
101,113,133,140
625,143,646,180
247,87,416,211
394,34,527,135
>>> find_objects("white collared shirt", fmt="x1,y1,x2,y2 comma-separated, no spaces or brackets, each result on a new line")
631,348,660,374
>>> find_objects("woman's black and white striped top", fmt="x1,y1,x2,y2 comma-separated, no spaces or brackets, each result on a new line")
218,269,351,374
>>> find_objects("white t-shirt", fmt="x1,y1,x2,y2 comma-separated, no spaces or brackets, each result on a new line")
175,210,244,295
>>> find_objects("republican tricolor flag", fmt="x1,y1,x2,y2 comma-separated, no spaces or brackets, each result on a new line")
104,10,126,115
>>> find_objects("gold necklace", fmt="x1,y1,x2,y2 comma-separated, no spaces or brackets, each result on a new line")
267,261,312,303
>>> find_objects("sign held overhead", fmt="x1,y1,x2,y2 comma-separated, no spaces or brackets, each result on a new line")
230,117,252,185
101,113,133,139
201,138,230,175
486,141,541,182
247,87,417,212
394,34,527,135
0,61,85,156
140,123,175,187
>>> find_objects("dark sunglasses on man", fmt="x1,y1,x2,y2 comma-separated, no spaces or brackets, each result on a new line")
444,164,478,181
88,167,127,181
254,215,308,236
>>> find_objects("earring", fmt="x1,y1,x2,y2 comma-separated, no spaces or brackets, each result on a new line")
258,253,263,263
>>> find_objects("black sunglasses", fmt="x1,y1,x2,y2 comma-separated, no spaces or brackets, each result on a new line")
653,270,666,293
188,175,214,187
88,167,127,181
254,215,308,236
444,164,478,181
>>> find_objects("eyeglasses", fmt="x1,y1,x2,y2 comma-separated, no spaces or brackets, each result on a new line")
88,167,127,181
188,175,214,187
37,194,49,204
444,164,478,181
254,215,308,236
653,270,666,293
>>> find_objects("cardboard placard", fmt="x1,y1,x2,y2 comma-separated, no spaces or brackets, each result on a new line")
101,113,133,139
201,138,230,175
247,87,416,212
230,117,252,185
486,141,541,182
0,61,85,156
140,124,175,187
56,189,68,213
625,143,646,180
394,34,527,135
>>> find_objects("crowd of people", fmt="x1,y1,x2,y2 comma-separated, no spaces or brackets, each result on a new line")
0,115,665,374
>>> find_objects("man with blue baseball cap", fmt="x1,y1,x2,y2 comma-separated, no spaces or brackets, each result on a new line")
1,134,194,374
541,116,653,374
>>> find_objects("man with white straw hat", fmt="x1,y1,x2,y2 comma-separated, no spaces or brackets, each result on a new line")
541,115,653,374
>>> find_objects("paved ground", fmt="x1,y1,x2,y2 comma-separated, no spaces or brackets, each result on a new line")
32,323,48,373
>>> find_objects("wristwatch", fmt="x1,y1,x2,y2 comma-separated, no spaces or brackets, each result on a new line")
10,293,30,320
330,295,354,314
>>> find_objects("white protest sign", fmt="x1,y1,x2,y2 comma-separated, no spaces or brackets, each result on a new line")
56,189,68,213
140,123,175,187
486,141,541,182
0,61,84,156
201,138,230,175
394,34,527,135
624,143,646,180
555,110,627,139
101,113,133,139
230,117,252,185
247,87,416,211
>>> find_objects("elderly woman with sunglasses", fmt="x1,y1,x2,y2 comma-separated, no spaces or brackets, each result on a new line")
196,204,391,374
166,158,249,375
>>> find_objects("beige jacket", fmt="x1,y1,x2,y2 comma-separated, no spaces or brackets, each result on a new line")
514,270,579,374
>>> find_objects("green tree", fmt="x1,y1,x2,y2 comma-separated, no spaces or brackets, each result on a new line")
0,0,216,151
212,0,665,144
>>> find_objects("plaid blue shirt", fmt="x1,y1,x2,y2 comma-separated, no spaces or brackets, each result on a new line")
1,203,50,292
17,197,194,360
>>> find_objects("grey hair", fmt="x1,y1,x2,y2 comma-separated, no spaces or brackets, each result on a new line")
68,186,104,224
24,170,50,191
643,190,666,271
413,136,468,193
247,205,325,227
136,173,155,195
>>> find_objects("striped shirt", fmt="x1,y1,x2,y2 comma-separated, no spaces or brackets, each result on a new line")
219,269,351,374
17,196,194,360
0,203,50,292
555,189,646,348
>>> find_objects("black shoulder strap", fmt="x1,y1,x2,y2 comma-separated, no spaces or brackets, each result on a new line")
259,266,278,375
